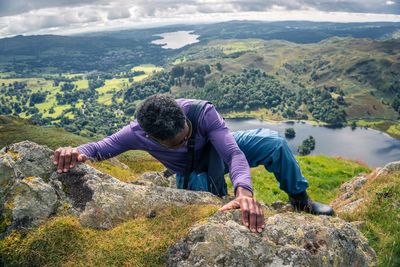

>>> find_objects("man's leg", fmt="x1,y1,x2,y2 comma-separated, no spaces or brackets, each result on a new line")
232,128,334,215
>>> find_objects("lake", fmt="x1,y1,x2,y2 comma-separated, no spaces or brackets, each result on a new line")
225,118,400,168
151,31,200,49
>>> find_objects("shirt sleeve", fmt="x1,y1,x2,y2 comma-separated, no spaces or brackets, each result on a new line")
201,103,253,195
77,124,137,161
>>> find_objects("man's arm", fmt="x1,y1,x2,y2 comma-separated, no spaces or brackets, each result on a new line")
53,124,137,173
77,124,136,160
202,103,253,195
202,103,265,233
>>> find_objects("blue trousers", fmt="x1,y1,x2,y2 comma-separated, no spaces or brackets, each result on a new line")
177,128,309,195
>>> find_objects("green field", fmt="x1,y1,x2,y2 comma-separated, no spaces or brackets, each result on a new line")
130,64,163,82
0,66,165,118
97,78,130,105
131,64,164,74
72,79,88,90
208,39,265,55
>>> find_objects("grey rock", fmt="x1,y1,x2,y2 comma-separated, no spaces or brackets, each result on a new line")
11,177,58,230
167,210,376,267
338,198,365,213
1,141,55,180
0,141,222,234
332,161,400,213
134,171,177,188
379,161,400,175
271,201,294,213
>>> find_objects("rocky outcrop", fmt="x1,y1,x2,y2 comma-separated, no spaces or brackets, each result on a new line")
167,210,376,267
0,141,379,266
0,141,222,235
331,161,400,213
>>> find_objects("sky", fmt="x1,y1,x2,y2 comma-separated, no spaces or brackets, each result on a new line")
0,0,399,38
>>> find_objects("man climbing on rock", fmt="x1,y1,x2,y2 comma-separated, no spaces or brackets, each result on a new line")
53,94,334,233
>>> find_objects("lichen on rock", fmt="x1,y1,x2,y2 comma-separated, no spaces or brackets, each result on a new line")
167,210,377,267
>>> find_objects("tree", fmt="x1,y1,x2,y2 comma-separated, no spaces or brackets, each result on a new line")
171,65,184,77
297,136,315,155
285,128,296,138
29,92,47,106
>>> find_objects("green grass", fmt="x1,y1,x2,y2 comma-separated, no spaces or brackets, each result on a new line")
386,124,400,138
226,155,370,205
0,205,218,267
339,172,400,267
222,108,283,121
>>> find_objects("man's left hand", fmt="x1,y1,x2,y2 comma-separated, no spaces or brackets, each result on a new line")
219,187,265,233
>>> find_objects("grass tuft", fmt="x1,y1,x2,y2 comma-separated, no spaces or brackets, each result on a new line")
0,205,217,267
227,155,370,204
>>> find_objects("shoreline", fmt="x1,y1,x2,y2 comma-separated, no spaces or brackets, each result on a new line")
222,111,400,140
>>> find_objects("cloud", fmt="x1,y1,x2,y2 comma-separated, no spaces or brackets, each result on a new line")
0,0,101,16
0,0,399,38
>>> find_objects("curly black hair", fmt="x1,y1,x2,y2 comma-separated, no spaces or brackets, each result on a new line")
136,94,186,140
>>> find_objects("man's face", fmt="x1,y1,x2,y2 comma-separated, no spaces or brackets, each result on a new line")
151,119,192,149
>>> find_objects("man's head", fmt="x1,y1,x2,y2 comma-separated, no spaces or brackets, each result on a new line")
136,94,191,148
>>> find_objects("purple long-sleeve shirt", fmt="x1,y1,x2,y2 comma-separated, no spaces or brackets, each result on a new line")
78,98,253,193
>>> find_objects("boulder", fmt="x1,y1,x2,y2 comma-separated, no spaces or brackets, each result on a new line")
167,210,376,267
0,141,222,234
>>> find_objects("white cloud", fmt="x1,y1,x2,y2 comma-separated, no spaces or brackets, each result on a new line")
386,1,395,5
0,1,399,38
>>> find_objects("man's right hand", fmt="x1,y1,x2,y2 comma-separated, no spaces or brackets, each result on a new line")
53,147,87,173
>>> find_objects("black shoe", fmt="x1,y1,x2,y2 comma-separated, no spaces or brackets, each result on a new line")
289,191,334,216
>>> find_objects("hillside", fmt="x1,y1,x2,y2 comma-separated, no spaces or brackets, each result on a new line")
0,140,398,266
0,141,385,266
332,162,400,266
174,37,400,120
1,21,399,75
164,37,399,137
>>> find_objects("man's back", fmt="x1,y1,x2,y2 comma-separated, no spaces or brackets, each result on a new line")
76,98,252,193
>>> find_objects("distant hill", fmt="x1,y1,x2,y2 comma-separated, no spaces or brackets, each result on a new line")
0,21,399,74
172,37,400,124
